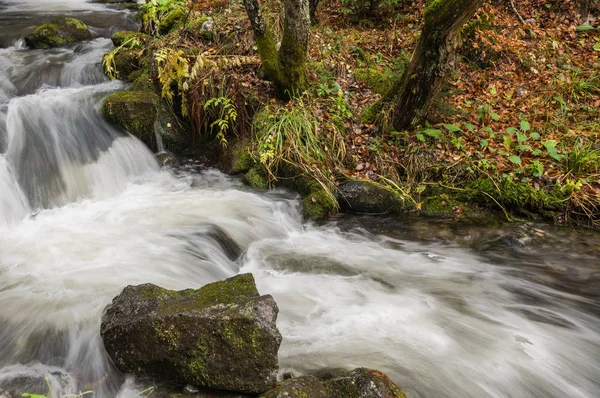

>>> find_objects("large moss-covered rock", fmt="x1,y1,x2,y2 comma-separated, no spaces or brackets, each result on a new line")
100,274,281,395
321,368,406,398
337,181,412,214
103,91,159,149
25,17,92,49
259,376,328,398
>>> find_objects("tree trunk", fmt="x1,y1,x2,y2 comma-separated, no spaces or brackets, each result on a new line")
392,0,484,131
242,0,310,99
310,0,320,25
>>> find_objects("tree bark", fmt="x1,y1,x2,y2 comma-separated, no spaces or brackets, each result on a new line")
310,0,320,25
392,0,484,131
242,0,310,99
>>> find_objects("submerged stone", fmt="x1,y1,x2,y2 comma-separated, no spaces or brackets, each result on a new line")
337,181,411,214
100,273,282,395
259,376,328,398
321,368,406,398
25,17,92,49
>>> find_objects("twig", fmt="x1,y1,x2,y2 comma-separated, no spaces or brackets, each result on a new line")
510,0,526,25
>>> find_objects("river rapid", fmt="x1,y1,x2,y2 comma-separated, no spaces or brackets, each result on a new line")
0,1,599,397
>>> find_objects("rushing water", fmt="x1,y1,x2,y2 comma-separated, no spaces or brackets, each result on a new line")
1,1,599,397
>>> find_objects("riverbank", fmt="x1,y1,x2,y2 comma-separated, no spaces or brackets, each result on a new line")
99,0,599,228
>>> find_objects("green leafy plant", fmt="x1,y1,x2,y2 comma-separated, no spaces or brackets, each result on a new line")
204,96,237,148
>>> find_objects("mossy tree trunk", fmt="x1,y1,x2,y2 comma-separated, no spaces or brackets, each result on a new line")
242,0,310,99
392,0,484,131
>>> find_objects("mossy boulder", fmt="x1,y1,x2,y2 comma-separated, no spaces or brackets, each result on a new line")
111,30,151,48
103,49,141,81
259,376,328,398
337,181,412,214
100,273,282,395
24,17,92,49
103,91,159,149
243,166,269,190
230,142,255,175
321,368,406,398
103,91,188,153
302,186,337,221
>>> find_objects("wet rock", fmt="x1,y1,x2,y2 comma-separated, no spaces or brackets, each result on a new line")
101,273,282,395
0,364,75,397
321,368,406,398
337,181,411,214
25,18,92,49
259,376,328,398
302,186,337,221
103,91,159,149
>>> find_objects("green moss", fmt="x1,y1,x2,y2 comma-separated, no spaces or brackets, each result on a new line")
243,166,269,189
159,8,186,34
111,30,151,48
354,68,391,95
460,177,569,218
131,72,155,92
103,49,141,81
154,273,259,316
24,17,91,49
302,186,337,221
102,90,159,148
231,143,255,174
188,14,209,32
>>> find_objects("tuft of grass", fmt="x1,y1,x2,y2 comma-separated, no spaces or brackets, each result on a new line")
252,97,348,202
563,139,600,176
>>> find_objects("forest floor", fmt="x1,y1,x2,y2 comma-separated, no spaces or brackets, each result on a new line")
111,0,600,228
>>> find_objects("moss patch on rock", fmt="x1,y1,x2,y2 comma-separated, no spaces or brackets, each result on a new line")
243,166,269,190
111,30,151,48
100,273,282,395
230,142,255,174
321,368,406,398
260,376,328,398
337,180,412,214
103,49,141,81
302,184,337,221
103,91,159,149
25,17,92,49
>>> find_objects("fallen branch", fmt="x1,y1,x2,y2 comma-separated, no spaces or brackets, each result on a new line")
510,0,526,25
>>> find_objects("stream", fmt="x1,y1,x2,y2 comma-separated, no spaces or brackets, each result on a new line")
0,1,599,397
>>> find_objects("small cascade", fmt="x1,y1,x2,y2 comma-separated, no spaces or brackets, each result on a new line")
0,155,29,225
2,82,158,213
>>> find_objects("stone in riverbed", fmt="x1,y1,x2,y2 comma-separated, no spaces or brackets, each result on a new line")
100,273,282,395
337,181,412,214
259,376,328,398
25,18,92,49
321,368,406,398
